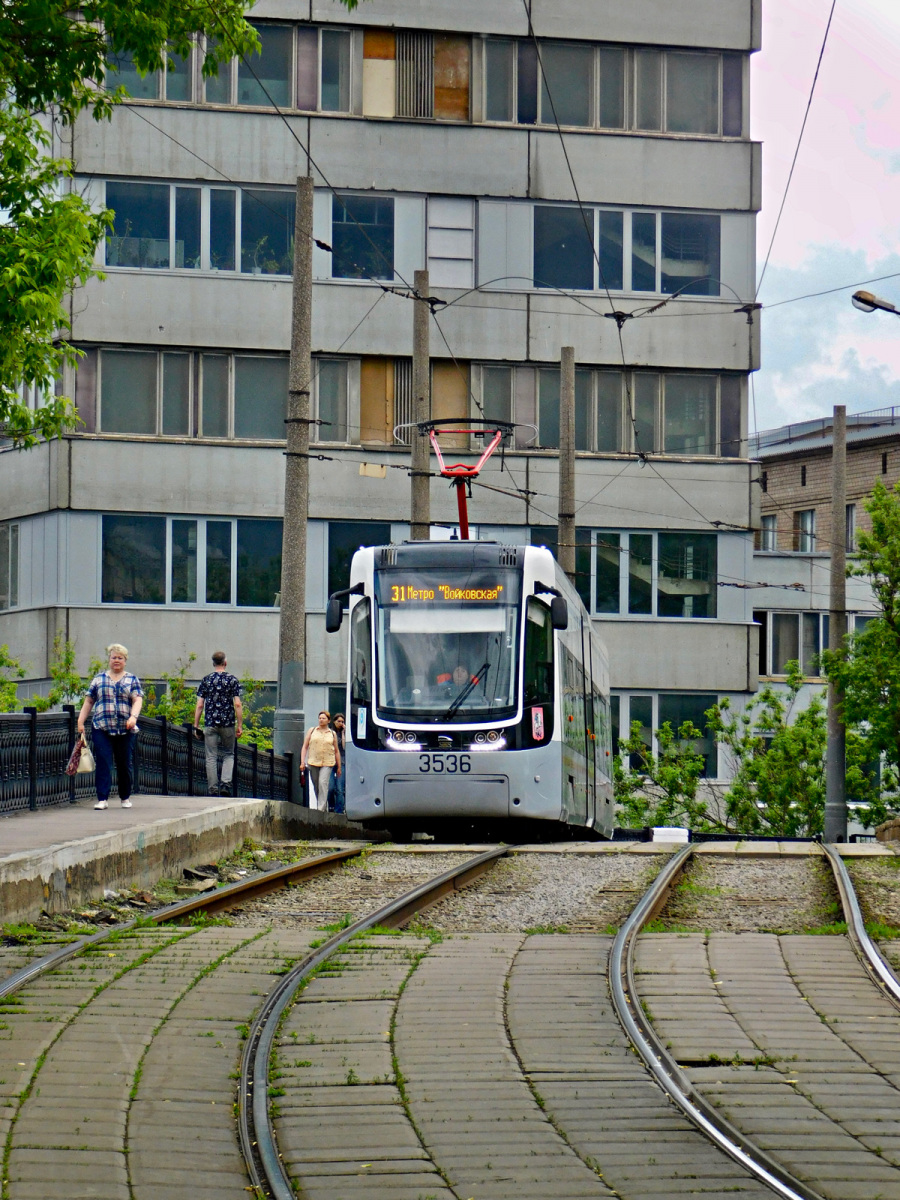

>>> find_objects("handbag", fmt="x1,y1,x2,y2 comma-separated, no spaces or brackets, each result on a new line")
78,740,96,774
66,735,95,776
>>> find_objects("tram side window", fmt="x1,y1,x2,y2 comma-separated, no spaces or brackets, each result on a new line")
523,598,554,705
350,599,372,703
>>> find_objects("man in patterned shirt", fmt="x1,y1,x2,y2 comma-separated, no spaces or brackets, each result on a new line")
193,651,243,797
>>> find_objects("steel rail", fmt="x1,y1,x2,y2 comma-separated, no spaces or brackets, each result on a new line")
822,841,900,1008
608,843,822,1200
0,845,364,1001
237,844,511,1200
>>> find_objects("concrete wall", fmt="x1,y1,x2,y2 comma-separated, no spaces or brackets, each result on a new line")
72,273,760,371
597,618,757,692
299,0,761,50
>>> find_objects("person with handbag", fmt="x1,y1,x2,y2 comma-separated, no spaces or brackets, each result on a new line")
300,710,341,811
77,643,143,810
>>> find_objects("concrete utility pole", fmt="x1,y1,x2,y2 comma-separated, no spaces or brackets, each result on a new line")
558,346,576,583
273,174,313,795
410,268,431,539
824,404,847,843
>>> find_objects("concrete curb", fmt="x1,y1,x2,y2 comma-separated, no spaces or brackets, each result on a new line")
0,799,371,925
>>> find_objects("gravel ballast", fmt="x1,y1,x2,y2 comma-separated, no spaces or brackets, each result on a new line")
655,854,842,933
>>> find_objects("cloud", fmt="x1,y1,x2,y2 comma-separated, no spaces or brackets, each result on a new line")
755,245,900,431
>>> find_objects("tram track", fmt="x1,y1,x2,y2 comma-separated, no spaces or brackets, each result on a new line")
2,839,900,1200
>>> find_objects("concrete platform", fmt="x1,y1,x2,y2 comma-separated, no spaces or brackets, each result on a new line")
0,797,367,925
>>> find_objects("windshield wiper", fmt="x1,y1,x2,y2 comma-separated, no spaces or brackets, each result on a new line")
441,660,490,721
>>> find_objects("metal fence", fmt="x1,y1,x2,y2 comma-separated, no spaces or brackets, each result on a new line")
0,707,295,815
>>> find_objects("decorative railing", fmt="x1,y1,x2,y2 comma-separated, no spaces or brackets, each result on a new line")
0,708,295,816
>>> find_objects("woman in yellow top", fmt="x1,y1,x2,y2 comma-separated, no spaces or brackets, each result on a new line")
301,710,341,811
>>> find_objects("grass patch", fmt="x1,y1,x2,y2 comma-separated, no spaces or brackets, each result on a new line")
524,924,570,935
799,921,848,936
866,920,900,940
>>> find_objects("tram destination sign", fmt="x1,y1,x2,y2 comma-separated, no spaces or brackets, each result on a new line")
388,583,504,603
376,569,518,607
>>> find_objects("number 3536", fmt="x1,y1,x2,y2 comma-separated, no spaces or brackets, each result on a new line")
418,754,471,774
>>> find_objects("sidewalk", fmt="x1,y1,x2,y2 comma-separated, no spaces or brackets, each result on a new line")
0,795,360,926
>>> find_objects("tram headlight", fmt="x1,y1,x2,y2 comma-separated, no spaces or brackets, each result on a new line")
486,730,500,743
474,732,487,744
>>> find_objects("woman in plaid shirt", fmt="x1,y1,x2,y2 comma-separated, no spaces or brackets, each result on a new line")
77,643,143,811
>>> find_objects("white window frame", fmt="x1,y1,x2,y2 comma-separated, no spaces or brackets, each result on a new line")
591,529,719,620
759,514,777,552
100,515,281,610
0,522,19,611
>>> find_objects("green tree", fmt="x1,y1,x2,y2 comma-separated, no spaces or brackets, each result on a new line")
614,718,711,830
707,661,828,837
0,645,26,713
237,673,275,751
143,654,198,724
826,481,900,805
1,0,259,446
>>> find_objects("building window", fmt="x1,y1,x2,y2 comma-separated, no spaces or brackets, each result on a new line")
615,692,719,777
759,514,777,552
539,42,594,127
105,181,296,276
331,194,395,280
493,40,739,136
320,28,352,111
846,503,856,552
328,521,393,598
0,523,19,611
105,44,161,100
102,515,282,607
800,464,807,486
757,611,823,676
533,205,720,296
794,509,816,553
484,39,515,122
94,348,287,440
592,530,717,618
315,359,350,443
477,365,741,457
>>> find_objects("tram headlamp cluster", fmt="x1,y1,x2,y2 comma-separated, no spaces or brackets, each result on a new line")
387,730,422,750
470,730,506,751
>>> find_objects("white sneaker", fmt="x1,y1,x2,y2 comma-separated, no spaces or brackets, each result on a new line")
121,799,132,808
94,800,108,810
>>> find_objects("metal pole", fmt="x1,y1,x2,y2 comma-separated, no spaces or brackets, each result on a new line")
273,175,313,797
410,268,431,540
825,404,847,842
558,346,576,583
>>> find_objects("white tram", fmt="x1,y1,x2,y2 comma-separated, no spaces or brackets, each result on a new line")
327,539,614,837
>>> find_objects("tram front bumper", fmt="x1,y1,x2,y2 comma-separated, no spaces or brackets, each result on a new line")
383,773,509,818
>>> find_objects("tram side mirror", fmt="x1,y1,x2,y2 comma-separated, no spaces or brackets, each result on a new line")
550,596,568,630
325,596,343,633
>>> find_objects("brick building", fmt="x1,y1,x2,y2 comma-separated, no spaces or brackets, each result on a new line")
752,407,900,558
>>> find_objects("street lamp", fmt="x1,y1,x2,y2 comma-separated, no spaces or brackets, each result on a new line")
852,289,900,315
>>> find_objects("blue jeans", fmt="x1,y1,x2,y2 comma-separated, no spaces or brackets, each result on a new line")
92,727,136,802
328,768,345,813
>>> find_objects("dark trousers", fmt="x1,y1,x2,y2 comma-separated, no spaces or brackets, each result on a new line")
92,727,136,802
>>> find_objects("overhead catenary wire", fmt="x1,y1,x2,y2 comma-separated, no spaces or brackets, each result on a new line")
756,0,837,298
112,17,788,551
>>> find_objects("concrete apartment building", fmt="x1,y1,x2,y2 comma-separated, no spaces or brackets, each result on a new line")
1,0,763,777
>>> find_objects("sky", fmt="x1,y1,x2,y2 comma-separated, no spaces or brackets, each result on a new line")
751,0,900,433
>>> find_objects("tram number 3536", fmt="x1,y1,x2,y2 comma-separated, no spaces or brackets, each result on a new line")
418,754,471,774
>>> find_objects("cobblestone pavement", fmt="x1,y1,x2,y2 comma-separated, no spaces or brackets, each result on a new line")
636,932,900,1199
4,849,900,1199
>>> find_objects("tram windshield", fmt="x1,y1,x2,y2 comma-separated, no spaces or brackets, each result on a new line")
374,568,520,722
